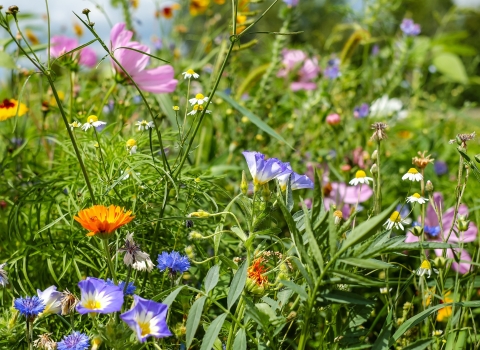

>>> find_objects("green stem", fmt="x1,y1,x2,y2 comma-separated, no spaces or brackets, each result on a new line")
70,71,75,118
102,239,117,284
226,296,245,350
120,0,134,32
97,83,116,119
45,0,51,70
375,141,382,215
123,265,133,294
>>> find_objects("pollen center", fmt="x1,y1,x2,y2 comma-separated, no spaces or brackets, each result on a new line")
195,93,204,99
138,320,151,336
389,211,401,223
187,69,195,74
407,168,419,174
87,115,98,123
84,299,101,310
412,193,421,198
355,170,367,178
126,139,137,147
420,260,431,270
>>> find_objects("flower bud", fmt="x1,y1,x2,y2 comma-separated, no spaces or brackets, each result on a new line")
475,154,480,164
189,209,210,218
371,150,378,159
434,256,446,269
456,135,462,145
370,163,378,174
333,210,343,225
88,22,95,27
457,215,470,232
8,5,19,14
188,231,203,240
246,277,267,295
410,226,423,237
241,170,248,195
184,245,195,259
82,8,91,14
425,180,434,192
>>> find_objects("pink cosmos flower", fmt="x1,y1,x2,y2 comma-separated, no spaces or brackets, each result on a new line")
110,23,177,94
277,49,320,91
405,192,478,274
50,35,97,68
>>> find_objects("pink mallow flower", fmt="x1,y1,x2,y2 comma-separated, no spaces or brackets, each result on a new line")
323,182,373,218
405,192,478,274
50,36,96,68
110,23,177,94
277,49,320,91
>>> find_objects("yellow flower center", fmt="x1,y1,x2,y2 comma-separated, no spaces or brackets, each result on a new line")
187,69,195,75
389,211,401,223
193,104,204,111
138,320,151,336
84,299,101,310
195,93,204,99
412,193,421,198
87,115,98,123
173,105,180,111
126,139,137,147
333,210,343,219
355,170,367,179
407,168,419,174
420,259,431,270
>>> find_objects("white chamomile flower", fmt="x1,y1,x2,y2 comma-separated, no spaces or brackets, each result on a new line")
432,330,443,337
136,120,155,131
188,104,212,116
81,115,106,131
182,69,199,79
416,259,438,278
384,211,407,230
189,93,209,105
69,121,82,130
406,193,428,204
348,170,373,186
126,139,137,155
402,168,423,181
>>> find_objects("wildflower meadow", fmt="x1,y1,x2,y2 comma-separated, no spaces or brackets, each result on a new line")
2,0,480,348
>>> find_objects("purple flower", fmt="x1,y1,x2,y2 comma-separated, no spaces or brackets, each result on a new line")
76,277,124,314
110,23,178,94
434,161,448,176
324,58,340,80
371,44,380,56
400,19,421,36
157,251,190,274
277,164,314,191
277,49,319,91
57,331,90,350
354,103,369,118
406,192,478,274
120,295,172,343
283,0,299,6
242,151,289,187
50,36,96,68
14,296,45,319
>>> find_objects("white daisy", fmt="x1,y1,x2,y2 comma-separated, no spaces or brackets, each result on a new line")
348,170,373,186
406,193,428,204
126,139,137,155
189,93,209,105
383,211,407,230
81,115,106,131
136,120,155,131
69,121,82,130
187,104,212,116
182,69,199,79
402,168,423,181
416,259,438,278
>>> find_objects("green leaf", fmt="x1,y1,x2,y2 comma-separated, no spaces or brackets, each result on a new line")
285,175,294,212
186,296,207,348
339,258,395,269
231,226,247,242
433,52,468,84
372,322,392,350
233,329,247,350
301,201,324,273
0,50,17,69
321,290,374,305
204,265,220,293
217,91,293,149
279,280,308,301
227,261,248,309
162,286,185,307
403,339,435,350
200,313,228,350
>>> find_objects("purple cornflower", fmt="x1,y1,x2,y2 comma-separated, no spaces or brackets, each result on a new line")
283,0,299,6
400,19,421,36
434,161,448,176
277,164,314,191
76,277,124,314
157,251,190,274
57,331,90,350
120,295,172,342
242,151,289,188
106,279,136,296
354,103,369,118
324,58,340,79
14,296,45,319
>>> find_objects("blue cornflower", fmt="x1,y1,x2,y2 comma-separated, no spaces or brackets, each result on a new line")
434,161,448,176
57,331,90,350
14,296,45,319
106,279,136,296
400,19,421,36
157,251,190,274
425,225,441,238
324,58,340,80
354,103,369,118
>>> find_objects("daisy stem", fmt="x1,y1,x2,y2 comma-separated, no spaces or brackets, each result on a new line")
102,239,117,284
375,141,382,215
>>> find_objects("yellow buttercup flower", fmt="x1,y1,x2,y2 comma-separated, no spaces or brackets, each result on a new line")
190,0,209,16
0,99,28,121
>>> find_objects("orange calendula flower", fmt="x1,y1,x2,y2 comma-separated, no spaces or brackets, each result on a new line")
74,205,135,239
0,99,28,121
247,258,268,286
436,292,453,322
190,0,209,16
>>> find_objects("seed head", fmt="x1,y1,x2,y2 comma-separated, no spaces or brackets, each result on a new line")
370,122,388,142
412,151,434,169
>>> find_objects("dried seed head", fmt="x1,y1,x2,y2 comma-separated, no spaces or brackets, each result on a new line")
449,132,475,146
33,333,56,350
60,289,79,315
370,122,388,142
412,151,434,169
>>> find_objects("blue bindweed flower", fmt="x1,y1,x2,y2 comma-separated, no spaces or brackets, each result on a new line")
120,295,172,342
277,164,314,191
324,58,340,79
354,103,369,118
0,263,8,288
106,279,136,296
57,331,90,350
242,151,289,188
157,251,190,274
76,277,124,314
14,296,45,319
434,161,448,176
400,19,421,36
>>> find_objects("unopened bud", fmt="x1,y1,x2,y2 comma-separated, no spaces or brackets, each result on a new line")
457,215,470,232
371,150,378,159
184,245,195,259
456,135,462,145
434,256,446,269
410,226,423,237
370,164,378,174
425,180,434,192
8,5,19,14
333,210,343,225
233,257,242,264
241,170,248,195
88,22,95,27
82,8,91,14
475,154,480,164
380,287,390,294
189,209,209,218
188,231,203,240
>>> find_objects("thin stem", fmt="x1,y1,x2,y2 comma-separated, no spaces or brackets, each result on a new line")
226,296,245,350
123,265,133,295
97,83,116,119
70,71,75,118
375,142,382,215
45,0,51,70
102,239,117,284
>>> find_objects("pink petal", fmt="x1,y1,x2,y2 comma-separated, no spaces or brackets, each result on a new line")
50,36,78,58
405,231,419,243
133,66,178,93
79,47,97,68
291,82,317,91
331,182,373,204
114,42,150,76
110,23,133,51
447,248,472,274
